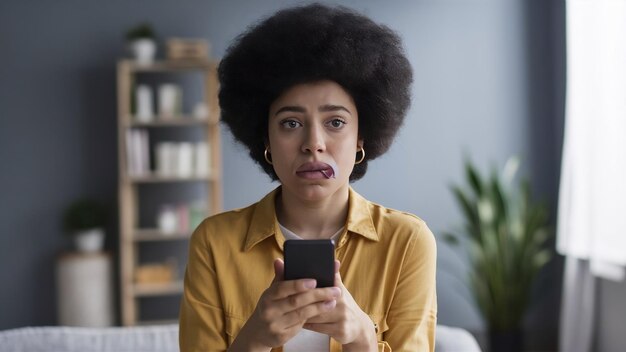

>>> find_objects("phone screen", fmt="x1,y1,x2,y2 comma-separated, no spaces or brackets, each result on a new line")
284,239,335,288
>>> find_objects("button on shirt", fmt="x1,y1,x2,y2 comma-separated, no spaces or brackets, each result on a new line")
179,186,437,352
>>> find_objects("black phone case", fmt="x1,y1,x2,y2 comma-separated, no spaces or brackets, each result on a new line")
284,239,335,288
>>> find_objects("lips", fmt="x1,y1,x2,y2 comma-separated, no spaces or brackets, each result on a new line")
296,161,336,179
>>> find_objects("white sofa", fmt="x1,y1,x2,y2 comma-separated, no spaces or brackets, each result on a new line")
0,324,481,352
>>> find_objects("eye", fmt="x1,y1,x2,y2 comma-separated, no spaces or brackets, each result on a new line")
327,118,346,129
280,119,302,129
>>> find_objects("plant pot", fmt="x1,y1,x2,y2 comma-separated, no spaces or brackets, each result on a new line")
74,228,105,253
489,329,523,352
129,39,156,65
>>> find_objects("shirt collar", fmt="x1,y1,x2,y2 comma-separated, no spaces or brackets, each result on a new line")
243,186,379,252
345,187,379,242
243,187,282,252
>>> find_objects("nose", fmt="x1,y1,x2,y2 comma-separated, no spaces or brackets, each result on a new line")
301,124,325,154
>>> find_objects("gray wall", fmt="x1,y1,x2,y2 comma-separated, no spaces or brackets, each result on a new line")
0,0,565,350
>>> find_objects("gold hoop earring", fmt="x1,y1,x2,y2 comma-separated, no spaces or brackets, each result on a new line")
264,148,273,165
355,147,365,165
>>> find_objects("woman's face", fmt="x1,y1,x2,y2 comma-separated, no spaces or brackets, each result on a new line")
267,80,362,202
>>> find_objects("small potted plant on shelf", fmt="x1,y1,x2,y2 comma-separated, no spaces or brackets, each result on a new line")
126,22,157,65
445,156,553,352
63,198,108,253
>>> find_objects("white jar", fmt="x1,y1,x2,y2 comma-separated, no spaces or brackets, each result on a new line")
158,205,178,235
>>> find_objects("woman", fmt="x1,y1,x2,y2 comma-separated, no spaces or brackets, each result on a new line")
179,4,437,351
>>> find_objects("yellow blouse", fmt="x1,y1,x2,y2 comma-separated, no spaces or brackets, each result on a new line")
179,187,437,351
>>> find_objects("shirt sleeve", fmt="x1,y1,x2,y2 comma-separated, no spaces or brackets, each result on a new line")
383,222,438,351
179,223,229,351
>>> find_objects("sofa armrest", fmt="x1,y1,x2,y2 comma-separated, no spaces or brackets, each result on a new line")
436,325,482,352
0,324,179,352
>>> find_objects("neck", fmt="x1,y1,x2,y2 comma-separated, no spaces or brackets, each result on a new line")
276,185,350,239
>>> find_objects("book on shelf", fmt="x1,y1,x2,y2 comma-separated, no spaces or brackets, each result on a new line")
126,129,151,176
155,141,211,178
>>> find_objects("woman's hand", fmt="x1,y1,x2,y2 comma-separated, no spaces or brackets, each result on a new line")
302,260,378,352
229,258,342,352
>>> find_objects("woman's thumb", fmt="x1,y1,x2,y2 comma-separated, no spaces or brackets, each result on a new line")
272,258,284,283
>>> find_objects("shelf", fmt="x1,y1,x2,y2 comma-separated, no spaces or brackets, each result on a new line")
126,117,215,127
118,56,222,326
123,59,214,73
134,229,192,242
127,174,214,183
133,280,184,297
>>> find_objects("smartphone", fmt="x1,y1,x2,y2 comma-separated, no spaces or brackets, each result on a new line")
284,239,335,288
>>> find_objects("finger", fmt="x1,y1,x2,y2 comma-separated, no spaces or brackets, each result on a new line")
275,286,341,312
272,258,284,283
334,263,345,288
281,299,337,327
333,260,347,288
268,278,318,300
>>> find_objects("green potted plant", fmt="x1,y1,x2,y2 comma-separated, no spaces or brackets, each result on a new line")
445,157,553,352
126,23,156,64
63,199,108,253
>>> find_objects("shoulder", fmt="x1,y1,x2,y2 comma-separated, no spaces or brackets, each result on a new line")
189,202,258,247
190,187,280,253
204,203,257,227
366,199,436,251
368,200,427,229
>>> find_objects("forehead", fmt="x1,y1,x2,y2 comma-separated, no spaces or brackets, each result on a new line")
270,80,356,112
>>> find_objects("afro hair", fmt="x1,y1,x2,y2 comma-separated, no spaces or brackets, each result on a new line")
218,3,413,181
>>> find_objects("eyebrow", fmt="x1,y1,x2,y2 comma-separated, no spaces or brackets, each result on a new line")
274,104,351,116
319,104,351,114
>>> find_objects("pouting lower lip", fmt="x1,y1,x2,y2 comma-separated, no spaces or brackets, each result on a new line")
296,162,338,179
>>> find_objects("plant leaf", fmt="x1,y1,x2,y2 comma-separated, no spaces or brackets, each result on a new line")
446,156,554,331
466,160,484,197
442,232,460,246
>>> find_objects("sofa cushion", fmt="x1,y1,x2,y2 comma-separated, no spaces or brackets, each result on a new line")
0,324,481,352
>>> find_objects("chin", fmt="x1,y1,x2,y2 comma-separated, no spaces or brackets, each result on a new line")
283,180,347,202
295,183,329,200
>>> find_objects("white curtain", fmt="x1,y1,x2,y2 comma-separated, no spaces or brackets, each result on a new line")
557,0,626,351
